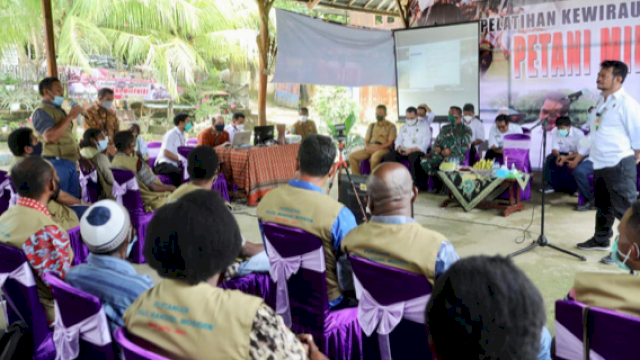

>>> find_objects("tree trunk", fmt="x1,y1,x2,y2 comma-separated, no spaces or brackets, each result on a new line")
257,1,270,126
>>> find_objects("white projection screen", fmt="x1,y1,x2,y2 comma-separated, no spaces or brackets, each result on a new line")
394,22,479,119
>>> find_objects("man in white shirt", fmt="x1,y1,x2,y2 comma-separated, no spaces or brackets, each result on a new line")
576,61,640,265
383,106,431,187
154,113,192,187
462,103,485,166
224,112,246,144
541,117,585,194
485,115,523,161
417,104,436,126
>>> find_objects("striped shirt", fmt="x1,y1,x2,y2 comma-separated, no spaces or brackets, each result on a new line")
65,253,154,332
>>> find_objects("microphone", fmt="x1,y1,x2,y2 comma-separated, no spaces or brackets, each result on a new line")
564,89,589,101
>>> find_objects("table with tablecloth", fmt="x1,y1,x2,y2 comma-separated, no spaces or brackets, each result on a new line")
438,170,531,217
215,144,300,206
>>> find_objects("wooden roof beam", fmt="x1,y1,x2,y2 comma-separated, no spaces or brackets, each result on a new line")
307,0,322,10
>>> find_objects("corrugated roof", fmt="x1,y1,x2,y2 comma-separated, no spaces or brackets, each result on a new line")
285,0,401,17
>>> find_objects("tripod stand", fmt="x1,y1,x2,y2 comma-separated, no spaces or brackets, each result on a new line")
327,140,368,223
508,98,586,261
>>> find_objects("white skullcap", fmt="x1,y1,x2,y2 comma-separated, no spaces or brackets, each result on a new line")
80,200,131,254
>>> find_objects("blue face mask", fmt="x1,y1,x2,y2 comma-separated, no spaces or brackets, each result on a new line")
612,235,639,272
126,235,138,258
558,129,569,137
31,142,43,156
53,96,64,107
97,139,108,152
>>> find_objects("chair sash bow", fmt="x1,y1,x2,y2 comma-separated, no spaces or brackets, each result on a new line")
265,238,325,328
53,303,111,360
178,154,189,181
79,170,98,203
112,177,139,205
354,275,430,360
0,178,17,208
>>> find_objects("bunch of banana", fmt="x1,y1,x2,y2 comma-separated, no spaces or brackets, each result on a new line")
473,159,493,170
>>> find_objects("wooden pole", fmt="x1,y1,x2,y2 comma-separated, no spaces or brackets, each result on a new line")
256,0,274,126
41,0,57,77
395,0,410,28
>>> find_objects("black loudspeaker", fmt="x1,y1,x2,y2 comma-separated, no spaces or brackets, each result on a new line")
337,174,414,225
338,174,370,225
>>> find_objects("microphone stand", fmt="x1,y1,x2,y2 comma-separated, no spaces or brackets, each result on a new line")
508,96,586,261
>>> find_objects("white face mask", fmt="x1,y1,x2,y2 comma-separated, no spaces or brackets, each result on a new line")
300,116,308,123
406,119,418,126
463,115,473,122
236,124,245,131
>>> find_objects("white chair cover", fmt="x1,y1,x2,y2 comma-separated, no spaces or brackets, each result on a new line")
178,154,189,181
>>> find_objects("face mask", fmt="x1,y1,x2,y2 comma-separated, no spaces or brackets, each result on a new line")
126,235,138,258
448,115,457,124
97,139,108,151
53,96,64,107
101,101,112,110
236,124,245,132
214,124,225,132
376,115,384,122
51,179,61,201
300,116,308,123
31,142,43,156
406,119,418,126
612,236,639,272
185,122,193,132
463,115,473,122
558,129,569,137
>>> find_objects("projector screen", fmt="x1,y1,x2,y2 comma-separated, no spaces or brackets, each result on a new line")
394,22,479,119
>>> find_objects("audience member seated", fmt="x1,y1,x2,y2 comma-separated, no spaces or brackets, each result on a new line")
129,123,149,161
0,157,74,323
167,146,270,278
342,162,459,284
462,103,485,165
383,107,431,187
291,107,318,140
570,201,640,315
257,135,358,309
197,115,230,148
349,104,397,175
154,113,192,187
541,116,585,194
79,128,115,199
65,200,153,332
426,256,552,360
564,121,595,211
124,190,326,360
224,112,246,144
485,114,524,161
8,128,89,229
421,106,472,176
111,131,175,212
417,104,435,126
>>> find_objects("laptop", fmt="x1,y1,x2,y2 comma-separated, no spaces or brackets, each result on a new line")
232,131,252,149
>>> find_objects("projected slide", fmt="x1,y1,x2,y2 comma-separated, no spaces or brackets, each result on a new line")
395,23,479,118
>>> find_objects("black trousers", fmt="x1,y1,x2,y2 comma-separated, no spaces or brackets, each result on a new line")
484,149,503,162
154,162,182,187
594,156,638,244
383,151,426,185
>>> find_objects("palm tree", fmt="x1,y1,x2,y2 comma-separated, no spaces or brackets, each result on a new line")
0,0,259,98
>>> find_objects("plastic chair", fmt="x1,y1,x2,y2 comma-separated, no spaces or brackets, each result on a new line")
555,300,588,360
113,328,171,360
262,222,362,360
43,273,114,360
111,169,154,264
350,256,431,360
0,242,56,360
0,170,17,216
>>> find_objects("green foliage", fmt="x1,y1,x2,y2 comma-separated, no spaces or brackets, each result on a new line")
274,1,349,24
314,86,361,129
0,86,40,111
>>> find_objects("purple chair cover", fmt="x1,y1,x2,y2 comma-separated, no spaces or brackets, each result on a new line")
499,134,532,201
0,170,17,216
262,223,363,360
360,159,372,175
218,273,276,309
43,273,114,360
111,169,153,264
0,243,56,360
79,166,100,204
588,306,640,359
67,226,89,266
555,300,588,360
113,328,171,360
213,175,231,202
186,138,198,146
146,142,162,169
350,256,431,360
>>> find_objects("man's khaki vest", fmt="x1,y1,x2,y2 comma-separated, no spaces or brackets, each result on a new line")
257,185,345,302
80,147,113,200
342,222,444,285
34,104,79,162
291,120,317,140
9,156,78,230
0,205,73,323
167,182,202,204
124,279,262,360
574,272,640,317
111,154,169,212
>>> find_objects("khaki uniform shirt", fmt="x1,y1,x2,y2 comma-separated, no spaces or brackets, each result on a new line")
366,119,397,146
291,120,317,140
